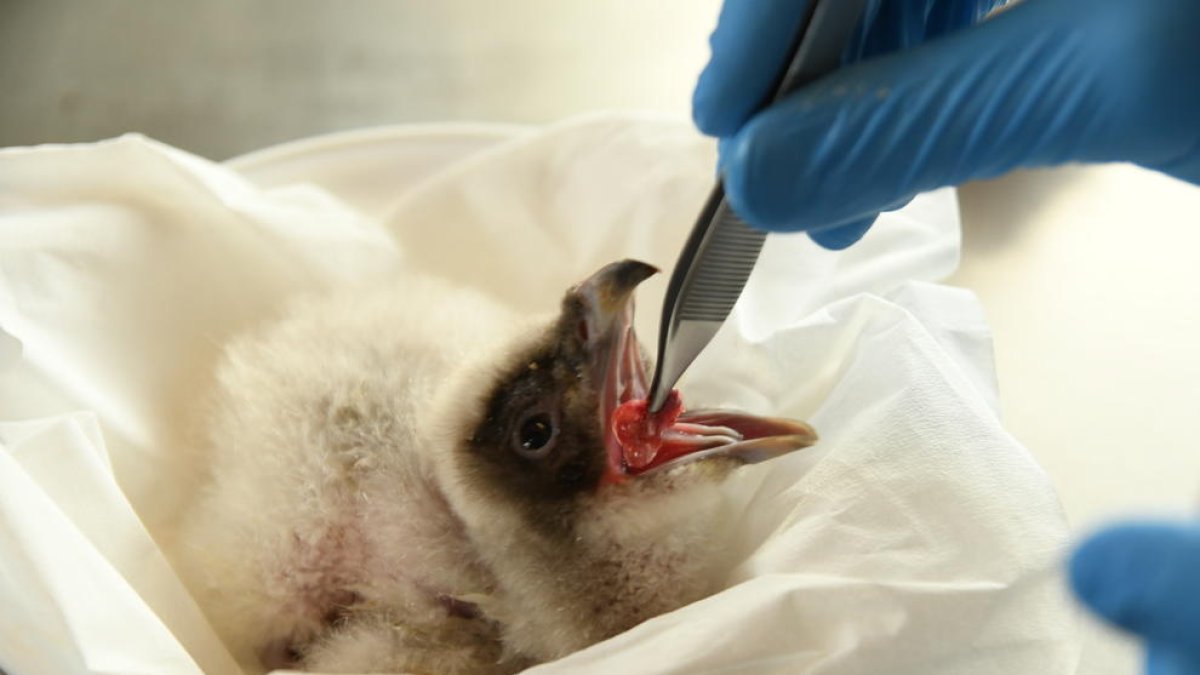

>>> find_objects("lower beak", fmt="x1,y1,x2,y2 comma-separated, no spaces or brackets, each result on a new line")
572,260,818,485
619,404,818,478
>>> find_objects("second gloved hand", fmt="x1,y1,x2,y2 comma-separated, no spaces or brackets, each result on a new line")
694,0,1200,249
1071,521,1200,675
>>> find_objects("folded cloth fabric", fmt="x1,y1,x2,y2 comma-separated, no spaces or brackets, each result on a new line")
0,114,1079,674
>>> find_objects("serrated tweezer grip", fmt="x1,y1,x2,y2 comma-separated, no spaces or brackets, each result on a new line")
676,198,765,322
647,0,869,412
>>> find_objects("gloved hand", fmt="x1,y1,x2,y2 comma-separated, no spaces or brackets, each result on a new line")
693,0,1200,249
1071,521,1200,675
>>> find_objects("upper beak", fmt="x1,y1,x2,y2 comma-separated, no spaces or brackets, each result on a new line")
570,258,659,413
567,260,658,484
571,259,659,341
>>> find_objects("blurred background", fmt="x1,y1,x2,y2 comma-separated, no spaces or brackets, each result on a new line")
0,0,716,159
4,2,1200,674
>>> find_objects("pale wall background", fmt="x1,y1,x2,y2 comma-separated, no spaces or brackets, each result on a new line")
5,2,1200,673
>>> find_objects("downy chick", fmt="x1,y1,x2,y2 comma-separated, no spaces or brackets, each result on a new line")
171,260,816,674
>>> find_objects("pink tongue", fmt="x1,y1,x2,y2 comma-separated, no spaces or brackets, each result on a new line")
612,392,688,470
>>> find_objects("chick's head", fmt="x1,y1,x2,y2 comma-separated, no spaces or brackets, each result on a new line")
425,260,816,660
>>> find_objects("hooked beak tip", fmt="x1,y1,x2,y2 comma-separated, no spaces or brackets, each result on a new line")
574,259,659,318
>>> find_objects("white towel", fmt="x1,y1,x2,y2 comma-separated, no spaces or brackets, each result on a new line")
0,113,1078,675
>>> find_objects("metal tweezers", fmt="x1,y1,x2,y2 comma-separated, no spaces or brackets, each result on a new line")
647,0,871,412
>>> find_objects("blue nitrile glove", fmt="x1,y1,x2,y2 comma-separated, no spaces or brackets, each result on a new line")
1071,522,1200,675
693,0,1200,249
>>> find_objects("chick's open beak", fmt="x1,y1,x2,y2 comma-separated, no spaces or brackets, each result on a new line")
570,260,817,486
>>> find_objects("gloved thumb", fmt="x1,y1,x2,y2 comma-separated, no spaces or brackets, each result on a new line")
721,0,1200,235
1070,520,1200,656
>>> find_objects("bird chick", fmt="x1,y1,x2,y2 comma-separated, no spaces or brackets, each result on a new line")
170,260,817,674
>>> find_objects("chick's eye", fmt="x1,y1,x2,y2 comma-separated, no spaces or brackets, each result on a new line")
514,411,557,459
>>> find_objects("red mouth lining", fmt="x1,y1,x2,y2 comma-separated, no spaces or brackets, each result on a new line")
599,303,647,484
596,300,816,485
576,262,814,486
598,307,752,484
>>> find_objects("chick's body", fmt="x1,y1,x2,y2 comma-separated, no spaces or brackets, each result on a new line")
172,271,731,674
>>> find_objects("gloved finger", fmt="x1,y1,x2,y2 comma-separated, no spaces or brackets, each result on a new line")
803,192,911,247
921,0,1009,40
1069,521,1200,656
1146,644,1200,675
808,215,877,250
695,0,1004,138
719,0,1185,232
850,0,1000,61
693,0,814,137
